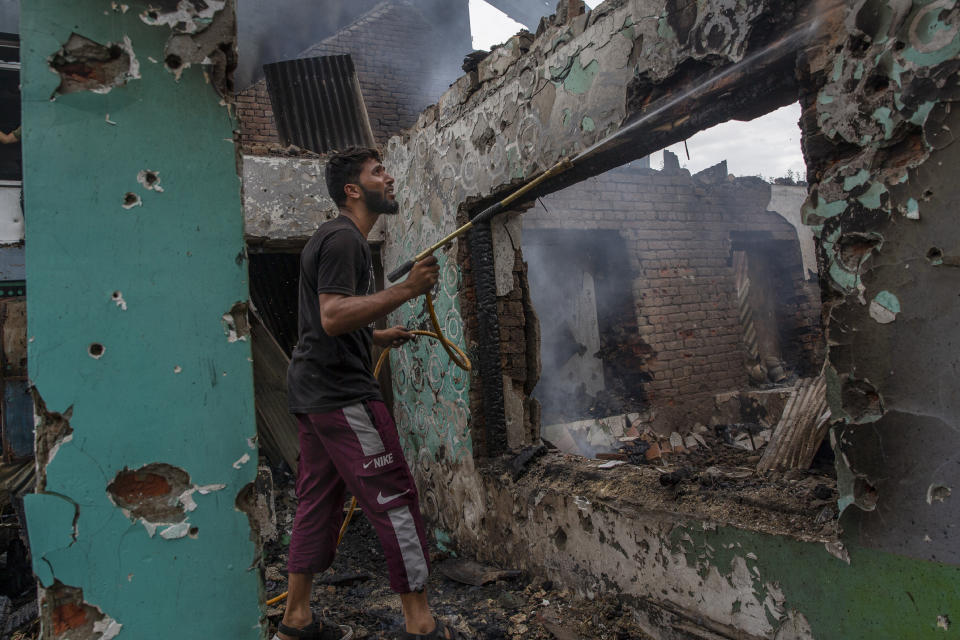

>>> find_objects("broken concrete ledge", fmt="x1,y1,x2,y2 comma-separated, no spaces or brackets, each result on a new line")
464,453,958,640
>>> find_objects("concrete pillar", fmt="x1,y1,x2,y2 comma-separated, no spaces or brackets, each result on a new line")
20,2,262,638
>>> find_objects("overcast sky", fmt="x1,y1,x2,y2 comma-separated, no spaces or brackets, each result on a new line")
468,0,805,181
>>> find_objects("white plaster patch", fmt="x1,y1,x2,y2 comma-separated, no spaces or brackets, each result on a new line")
178,490,198,512
111,291,127,310
105,113,117,125
868,299,897,323
598,460,625,468
174,365,182,373
93,617,123,640
140,0,226,33
46,433,74,466
774,611,814,639
177,483,226,512
197,483,226,494
824,540,850,564
937,614,951,630
159,522,191,539
247,437,257,450
232,453,251,469
141,519,158,537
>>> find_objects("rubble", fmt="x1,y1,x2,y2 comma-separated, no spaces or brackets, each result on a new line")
263,463,654,639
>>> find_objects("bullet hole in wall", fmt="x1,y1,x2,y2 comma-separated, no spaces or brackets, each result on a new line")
107,462,192,523
926,247,943,264
122,192,141,209
137,170,163,192
48,33,138,97
188,526,199,538
88,343,104,359
165,54,182,71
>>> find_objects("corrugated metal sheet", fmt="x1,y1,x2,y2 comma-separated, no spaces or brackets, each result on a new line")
250,311,299,473
263,54,375,154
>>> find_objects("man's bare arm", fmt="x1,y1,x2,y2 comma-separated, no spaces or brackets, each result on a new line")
319,256,439,336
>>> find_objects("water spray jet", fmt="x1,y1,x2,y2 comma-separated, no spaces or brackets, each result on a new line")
387,9,832,284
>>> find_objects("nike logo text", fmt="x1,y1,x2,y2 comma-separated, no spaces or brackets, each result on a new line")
376,489,410,505
363,453,394,469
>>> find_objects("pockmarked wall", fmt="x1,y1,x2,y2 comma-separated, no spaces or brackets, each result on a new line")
798,0,960,568
22,2,263,638
382,0,960,637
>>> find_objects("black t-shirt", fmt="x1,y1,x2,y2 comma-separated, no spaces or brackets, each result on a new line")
287,215,382,414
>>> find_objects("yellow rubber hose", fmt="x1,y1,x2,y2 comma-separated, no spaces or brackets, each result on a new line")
266,292,470,607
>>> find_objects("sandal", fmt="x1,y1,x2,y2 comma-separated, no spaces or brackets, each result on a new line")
273,614,353,640
399,618,465,639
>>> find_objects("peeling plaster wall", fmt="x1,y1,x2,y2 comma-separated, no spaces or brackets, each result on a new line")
377,0,960,637
476,455,959,640
796,0,960,565
242,155,337,241
21,2,262,638
242,155,385,245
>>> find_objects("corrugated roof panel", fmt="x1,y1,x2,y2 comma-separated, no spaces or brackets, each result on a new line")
263,54,375,154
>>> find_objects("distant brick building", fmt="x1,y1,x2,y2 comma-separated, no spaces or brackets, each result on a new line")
518,154,823,430
237,0,471,155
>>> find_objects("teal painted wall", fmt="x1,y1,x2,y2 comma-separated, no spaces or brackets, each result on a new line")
671,524,960,638
21,2,262,638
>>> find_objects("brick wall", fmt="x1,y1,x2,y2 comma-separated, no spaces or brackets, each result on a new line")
521,159,823,430
237,0,466,155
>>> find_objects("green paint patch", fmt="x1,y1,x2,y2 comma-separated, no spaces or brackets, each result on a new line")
657,15,676,39
854,61,864,80
909,101,936,126
856,182,887,209
902,6,960,66
802,195,847,223
434,528,456,556
818,93,835,104
832,56,844,82
620,16,636,40
550,55,599,95
890,60,906,87
872,106,895,140
843,169,870,191
869,290,901,324
905,197,920,219
581,116,596,132
24,493,77,586
664,523,960,640
829,262,859,291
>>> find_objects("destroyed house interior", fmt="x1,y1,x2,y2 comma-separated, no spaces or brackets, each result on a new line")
2,0,958,639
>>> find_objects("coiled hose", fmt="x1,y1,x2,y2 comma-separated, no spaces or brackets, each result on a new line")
266,291,470,606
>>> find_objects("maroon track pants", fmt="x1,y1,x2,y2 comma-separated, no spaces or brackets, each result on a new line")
288,400,430,593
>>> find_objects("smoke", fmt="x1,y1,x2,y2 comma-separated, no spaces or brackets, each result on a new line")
522,222,648,426
237,0,472,91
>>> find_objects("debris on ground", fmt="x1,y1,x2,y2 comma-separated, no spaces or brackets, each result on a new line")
265,464,655,639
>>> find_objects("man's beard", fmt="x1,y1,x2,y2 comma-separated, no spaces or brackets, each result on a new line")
361,186,399,215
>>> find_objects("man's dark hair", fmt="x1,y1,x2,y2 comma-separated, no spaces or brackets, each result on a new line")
325,147,381,207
